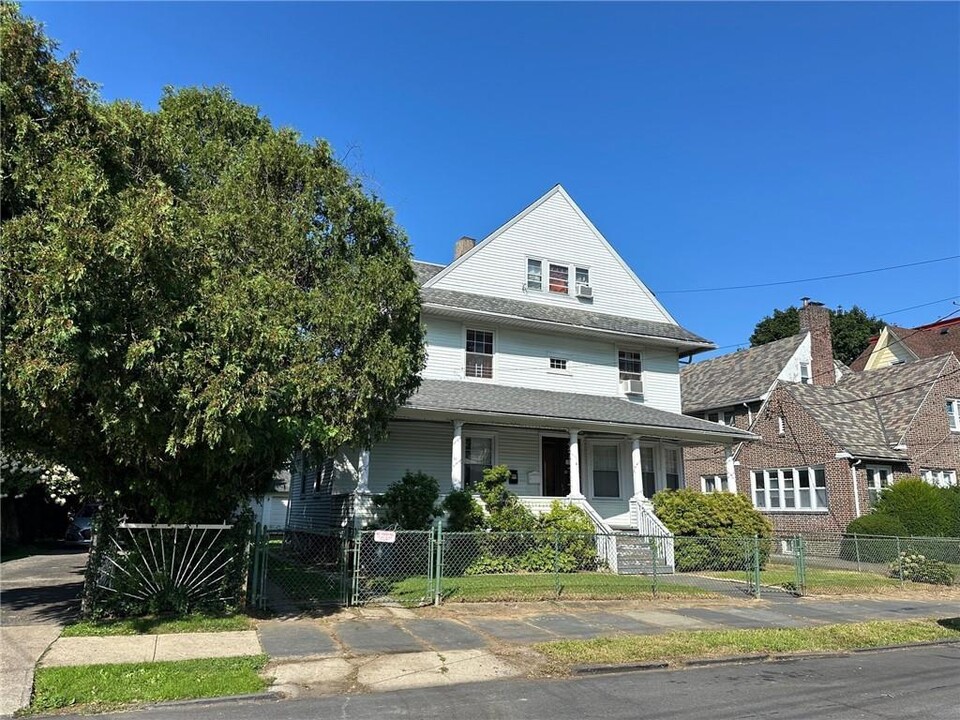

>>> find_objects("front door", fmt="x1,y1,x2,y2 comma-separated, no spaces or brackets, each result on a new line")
542,436,570,497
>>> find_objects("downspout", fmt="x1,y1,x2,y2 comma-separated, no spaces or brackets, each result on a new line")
850,459,862,518
742,402,753,427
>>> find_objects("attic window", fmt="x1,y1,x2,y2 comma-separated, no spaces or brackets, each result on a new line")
777,416,785,436
799,362,811,384
549,357,568,371
575,267,590,286
527,259,542,291
947,399,960,432
548,264,569,294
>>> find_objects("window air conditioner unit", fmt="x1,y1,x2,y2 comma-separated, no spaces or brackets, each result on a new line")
621,378,643,396
575,283,593,299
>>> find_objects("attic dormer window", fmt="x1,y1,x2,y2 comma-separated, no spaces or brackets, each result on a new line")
527,259,542,291
549,264,568,294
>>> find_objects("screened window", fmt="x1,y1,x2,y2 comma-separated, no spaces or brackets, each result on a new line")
548,264,569,294
575,267,590,286
592,445,620,498
464,437,493,489
947,399,960,432
664,448,681,490
527,259,543,292
618,351,643,381
752,467,827,510
465,329,494,379
866,466,892,506
702,474,730,493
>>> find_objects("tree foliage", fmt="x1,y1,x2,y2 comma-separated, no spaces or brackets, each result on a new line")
749,304,883,366
1,6,424,520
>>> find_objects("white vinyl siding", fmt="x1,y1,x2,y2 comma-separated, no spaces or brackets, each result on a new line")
752,467,828,511
429,189,674,322
422,317,465,381
367,421,453,494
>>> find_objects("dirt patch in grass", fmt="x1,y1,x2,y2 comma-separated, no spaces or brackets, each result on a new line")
61,613,252,637
535,618,960,668
28,655,270,714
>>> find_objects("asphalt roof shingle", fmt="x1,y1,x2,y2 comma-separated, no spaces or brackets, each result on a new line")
404,379,756,440
680,333,808,413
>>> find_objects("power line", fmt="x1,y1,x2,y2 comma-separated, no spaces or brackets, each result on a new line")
656,255,959,294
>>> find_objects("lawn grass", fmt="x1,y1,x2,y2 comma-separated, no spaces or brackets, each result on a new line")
268,553,344,603
386,572,717,603
701,563,931,594
29,655,270,713
61,613,252,637
536,618,960,667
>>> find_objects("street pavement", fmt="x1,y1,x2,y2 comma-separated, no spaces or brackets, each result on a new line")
44,644,960,720
0,547,87,716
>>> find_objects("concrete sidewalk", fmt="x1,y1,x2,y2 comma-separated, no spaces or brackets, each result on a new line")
40,631,262,667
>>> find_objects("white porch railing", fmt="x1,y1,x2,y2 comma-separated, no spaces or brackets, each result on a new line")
630,497,675,570
516,496,618,573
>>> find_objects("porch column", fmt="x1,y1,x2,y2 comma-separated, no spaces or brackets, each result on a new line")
724,445,737,493
451,420,464,491
631,437,645,500
357,449,371,494
567,429,584,498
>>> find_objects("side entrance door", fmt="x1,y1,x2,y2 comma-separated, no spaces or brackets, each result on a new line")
542,436,570,497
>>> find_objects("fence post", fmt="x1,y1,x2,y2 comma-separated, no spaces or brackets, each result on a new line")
258,526,269,611
247,522,261,608
553,530,561,599
796,535,805,596
854,533,862,573
896,536,904,587
434,522,443,607
650,535,658,598
752,534,761,599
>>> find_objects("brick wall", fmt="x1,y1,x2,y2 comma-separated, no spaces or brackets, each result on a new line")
799,300,835,387
903,360,960,479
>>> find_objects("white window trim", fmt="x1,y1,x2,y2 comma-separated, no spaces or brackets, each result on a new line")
462,325,495,382
616,346,644,388
865,464,892,506
920,468,958,488
663,445,684,492
701,474,730,493
547,356,572,376
586,440,623,500
947,399,960,432
524,256,590,299
463,432,497,488
751,466,829,513
799,361,811,385
526,258,543,292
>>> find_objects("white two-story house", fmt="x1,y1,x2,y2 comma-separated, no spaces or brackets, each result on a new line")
286,185,755,538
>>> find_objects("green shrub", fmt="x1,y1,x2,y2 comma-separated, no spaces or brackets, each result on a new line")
653,490,772,571
891,551,955,586
872,478,953,537
373,471,439,530
941,485,960,538
845,512,908,537
441,490,485,531
839,513,909,562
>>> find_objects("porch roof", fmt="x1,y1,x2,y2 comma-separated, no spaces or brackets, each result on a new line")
399,379,758,445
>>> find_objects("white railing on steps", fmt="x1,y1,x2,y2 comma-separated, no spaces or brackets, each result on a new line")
630,497,675,571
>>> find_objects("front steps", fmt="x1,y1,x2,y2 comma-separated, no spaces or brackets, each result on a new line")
614,535,674,575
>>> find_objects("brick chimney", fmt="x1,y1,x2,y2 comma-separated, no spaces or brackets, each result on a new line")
453,236,476,260
799,297,835,386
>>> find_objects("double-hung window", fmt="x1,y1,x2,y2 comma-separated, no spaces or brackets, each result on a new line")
799,362,812,384
664,448,682,490
921,468,958,488
548,264,569,294
465,329,494,379
527,259,543,292
947,399,960,432
618,351,642,381
752,467,827,511
702,474,730,493
592,445,620,498
865,465,892,506
575,267,590,288
463,436,494,489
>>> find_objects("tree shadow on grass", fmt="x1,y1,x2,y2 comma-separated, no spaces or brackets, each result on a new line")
935,618,960,632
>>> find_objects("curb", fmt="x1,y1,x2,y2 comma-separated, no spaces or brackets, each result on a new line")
571,638,960,676
144,691,284,709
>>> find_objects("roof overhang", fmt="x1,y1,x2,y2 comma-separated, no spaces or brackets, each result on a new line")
683,395,767,415
422,303,716,356
396,405,759,447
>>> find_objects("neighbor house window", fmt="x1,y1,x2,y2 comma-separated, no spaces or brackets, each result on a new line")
527,259,542,291
947,399,960,432
799,362,811,384
618,351,642,381
702,474,730,493
708,411,735,426
920,468,958,488
463,436,494,489
592,444,620,498
575,267,590,287
664,448,682,490
549,357,568,371
752,467,827,511
465,329,493,379
548,264,569,294
865,465,892,507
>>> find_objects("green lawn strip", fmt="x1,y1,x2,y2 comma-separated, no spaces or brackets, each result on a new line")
388,573,717,603
267,553,343,603
29,655,270,714
61,613,252,637
699,563,934,594
536,619,960,667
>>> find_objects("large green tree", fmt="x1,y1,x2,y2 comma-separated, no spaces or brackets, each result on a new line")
1,6,424,520
749,304,883,366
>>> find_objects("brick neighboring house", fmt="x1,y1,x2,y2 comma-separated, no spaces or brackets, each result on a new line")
849,315,960,371
682,301,960,535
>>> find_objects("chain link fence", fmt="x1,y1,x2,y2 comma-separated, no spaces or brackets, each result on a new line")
249,528,960,612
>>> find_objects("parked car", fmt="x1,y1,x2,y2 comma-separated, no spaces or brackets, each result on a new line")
64,503,98,546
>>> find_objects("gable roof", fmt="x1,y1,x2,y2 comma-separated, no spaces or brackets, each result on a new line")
780,353,956,460
401,379,757,443
849,316,960,371
414,260,445,285
420,287,713,348
680,333,808,414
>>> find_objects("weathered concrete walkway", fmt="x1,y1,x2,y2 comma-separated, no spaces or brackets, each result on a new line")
41,631,262,667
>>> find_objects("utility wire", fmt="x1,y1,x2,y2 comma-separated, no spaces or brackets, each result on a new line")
656,255,959,294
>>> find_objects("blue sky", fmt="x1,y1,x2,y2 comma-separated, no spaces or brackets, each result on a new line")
27,2,959,357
